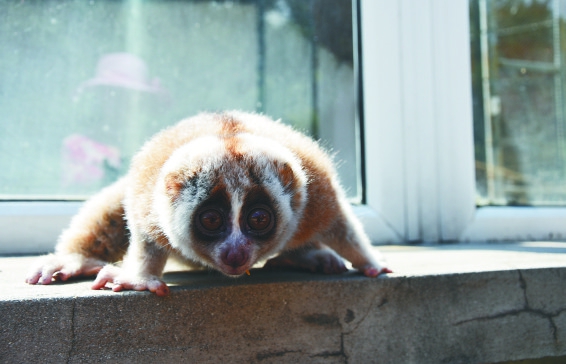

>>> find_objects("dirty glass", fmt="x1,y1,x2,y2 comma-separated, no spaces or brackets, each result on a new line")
0,0,360,200
471,0,566,206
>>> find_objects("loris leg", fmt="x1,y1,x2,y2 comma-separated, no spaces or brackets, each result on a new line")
26,178,129,285
91,232,170,297
320,204,392,278
264,242,348,274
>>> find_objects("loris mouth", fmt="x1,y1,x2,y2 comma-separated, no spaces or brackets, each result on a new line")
219,264,252,277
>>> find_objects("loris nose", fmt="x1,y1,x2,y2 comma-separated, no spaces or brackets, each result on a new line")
221,246,249,268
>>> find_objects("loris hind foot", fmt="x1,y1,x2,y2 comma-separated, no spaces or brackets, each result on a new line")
25,253,106,285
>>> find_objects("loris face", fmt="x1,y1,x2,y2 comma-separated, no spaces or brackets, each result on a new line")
154,133,307,276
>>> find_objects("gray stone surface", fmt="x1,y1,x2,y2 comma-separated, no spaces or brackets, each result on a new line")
1,243,566,363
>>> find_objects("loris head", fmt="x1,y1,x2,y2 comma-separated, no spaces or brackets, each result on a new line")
153,133,308,276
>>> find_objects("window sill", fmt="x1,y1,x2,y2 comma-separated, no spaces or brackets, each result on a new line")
1,243,566,363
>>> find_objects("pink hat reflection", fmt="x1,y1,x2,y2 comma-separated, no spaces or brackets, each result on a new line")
76,53,166,94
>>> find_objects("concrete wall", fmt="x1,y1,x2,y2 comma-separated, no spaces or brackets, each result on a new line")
1,245,566,363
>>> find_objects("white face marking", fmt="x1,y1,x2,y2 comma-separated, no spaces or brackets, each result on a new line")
152,136,224,258
230,190,243,233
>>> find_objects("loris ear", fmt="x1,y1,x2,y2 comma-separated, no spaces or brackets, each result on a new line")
165,173,182,201
276,161,307,213
165,172,188,201
278,162,297,193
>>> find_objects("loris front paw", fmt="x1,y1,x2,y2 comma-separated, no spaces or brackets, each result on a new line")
25,253,106,285
91,265,170,297
351,251,393,278
264,246,348,274
356,263,393,278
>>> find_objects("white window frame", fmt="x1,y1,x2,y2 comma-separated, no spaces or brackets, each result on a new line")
0,201,82,254
2,0,566,255
360,0,566,244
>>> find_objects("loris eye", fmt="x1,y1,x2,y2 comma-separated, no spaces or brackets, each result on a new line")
247,208,273,232
199,210,224,231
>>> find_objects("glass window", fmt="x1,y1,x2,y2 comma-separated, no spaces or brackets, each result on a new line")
471,0,566,206
0,0,360,201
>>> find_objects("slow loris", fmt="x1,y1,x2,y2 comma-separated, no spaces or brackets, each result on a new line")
26,111,391,296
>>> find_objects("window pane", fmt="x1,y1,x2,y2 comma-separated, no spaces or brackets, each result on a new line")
471,0,566,206
0,0,360,201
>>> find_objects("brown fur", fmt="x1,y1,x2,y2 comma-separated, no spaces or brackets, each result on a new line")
56,177,129,262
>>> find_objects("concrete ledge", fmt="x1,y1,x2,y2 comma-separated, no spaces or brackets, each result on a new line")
1,243,566,363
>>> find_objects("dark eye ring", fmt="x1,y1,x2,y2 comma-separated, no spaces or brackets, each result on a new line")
247,208,273,232
199,209,224,232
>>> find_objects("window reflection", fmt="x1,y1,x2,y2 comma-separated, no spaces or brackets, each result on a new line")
0,0,359,200
471,0,566,206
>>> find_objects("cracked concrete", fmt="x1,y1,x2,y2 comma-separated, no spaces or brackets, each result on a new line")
453,270,565,348
1,243,566,363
